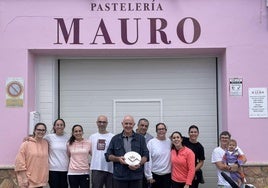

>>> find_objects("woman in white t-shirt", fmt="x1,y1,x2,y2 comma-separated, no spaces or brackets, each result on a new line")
45,118,69,188
145,122,172,188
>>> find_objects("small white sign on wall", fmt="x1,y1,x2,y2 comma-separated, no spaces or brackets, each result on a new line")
229,78,243,96
248,88,268,118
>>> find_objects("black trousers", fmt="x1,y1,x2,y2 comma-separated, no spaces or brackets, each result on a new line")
68,174,90,188
49,171,68,188
151,172,171,188
171,180,185,188
113,179,142,188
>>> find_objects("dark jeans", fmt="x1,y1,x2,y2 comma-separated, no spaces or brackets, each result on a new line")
49,171,68,188
68,174,90,188
91,170,113,188
151,172,171,188
113,179,142,188
171,180,185,188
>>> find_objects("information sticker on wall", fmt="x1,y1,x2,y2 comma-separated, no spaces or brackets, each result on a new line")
6,77,24,107
249,88,268,118
229,78,243,96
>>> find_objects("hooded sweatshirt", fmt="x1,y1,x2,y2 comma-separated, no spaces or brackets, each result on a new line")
15,137,49,187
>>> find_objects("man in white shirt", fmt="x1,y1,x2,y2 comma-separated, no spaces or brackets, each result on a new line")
89,115,114,188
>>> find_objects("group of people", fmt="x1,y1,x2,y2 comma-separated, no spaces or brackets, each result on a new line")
15,116,113,188
14,114,245,188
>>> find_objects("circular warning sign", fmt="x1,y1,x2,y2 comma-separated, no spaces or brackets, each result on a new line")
7,81,23,97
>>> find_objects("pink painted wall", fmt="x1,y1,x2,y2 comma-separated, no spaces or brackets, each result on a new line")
1,0,268,165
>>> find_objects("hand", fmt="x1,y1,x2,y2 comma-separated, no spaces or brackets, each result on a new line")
23,136,32,142
147,178,155,184
128,164,140,170
183,185,189,188
230,164,239,172
118,156,127,165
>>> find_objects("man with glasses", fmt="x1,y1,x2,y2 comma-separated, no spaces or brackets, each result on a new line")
89,115,114,188
211,131,247,188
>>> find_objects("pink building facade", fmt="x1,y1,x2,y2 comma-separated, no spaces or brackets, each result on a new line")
0,0,268,187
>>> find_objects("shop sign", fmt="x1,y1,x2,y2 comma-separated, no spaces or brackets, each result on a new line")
54,1,201,46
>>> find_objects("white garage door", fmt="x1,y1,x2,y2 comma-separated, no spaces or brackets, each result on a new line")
58,57,218,187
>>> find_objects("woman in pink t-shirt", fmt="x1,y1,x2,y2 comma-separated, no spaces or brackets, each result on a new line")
67,124,91,188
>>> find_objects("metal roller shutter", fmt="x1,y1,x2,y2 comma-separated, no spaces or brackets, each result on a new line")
37,57,218,187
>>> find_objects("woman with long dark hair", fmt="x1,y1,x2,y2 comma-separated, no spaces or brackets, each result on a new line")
45,118,69,188
170,131,195,188
67,124,91,188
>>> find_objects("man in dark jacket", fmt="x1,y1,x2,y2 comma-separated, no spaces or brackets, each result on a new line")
105,115,149,188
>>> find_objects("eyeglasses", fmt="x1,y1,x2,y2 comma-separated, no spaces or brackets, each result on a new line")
97,121,107,124
157,128,166,131
36,129,46,132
